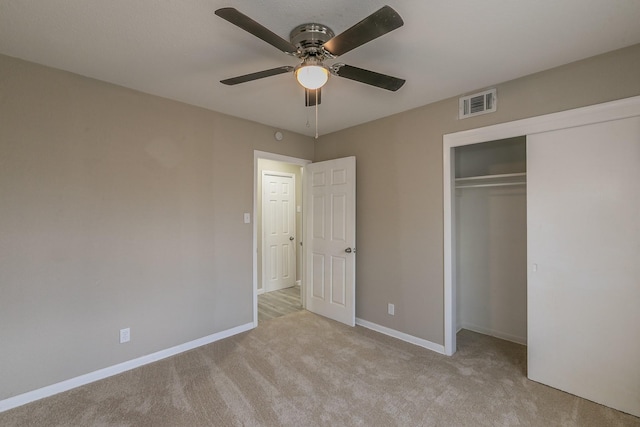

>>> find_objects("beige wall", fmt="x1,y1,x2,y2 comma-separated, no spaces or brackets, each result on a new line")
0,54,314,400
456,186,527,343
314,43,640,345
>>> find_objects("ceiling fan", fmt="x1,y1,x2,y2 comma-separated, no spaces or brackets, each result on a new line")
215,5,406,107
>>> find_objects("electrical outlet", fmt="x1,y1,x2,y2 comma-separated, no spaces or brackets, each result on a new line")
119,328,130,343
388,303,395,316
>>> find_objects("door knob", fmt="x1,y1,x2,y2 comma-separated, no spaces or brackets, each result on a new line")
345,247,353,253
289,236,294,241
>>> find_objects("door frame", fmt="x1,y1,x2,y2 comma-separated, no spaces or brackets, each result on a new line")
261,170,296,293
253,151,311,327
442,95,640,356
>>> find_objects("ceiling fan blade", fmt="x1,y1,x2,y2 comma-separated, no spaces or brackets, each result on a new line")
332,64,405,91
220,66,294,85
305,88,322,107
215,8,298,54
322,5,403,57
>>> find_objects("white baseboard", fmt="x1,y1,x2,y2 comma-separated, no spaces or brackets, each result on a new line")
356,318,445,355
258,281,299,294
459,322,527,345
0,322,255,413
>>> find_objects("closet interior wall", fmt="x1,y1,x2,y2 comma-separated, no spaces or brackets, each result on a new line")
454,137,527,344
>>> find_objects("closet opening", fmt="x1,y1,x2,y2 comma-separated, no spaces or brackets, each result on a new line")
453,136,527,347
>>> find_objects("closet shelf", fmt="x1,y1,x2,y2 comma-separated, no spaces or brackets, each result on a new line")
455,172,526,189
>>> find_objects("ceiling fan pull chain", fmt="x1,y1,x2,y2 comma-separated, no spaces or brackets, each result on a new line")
315,91,319,139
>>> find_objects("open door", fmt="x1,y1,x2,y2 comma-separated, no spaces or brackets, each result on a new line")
303,157,356,326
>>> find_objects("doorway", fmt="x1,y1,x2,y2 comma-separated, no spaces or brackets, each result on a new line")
253,151,310,326
253,151,357,328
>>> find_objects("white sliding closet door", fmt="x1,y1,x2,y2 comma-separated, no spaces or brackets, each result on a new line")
527,116,640,417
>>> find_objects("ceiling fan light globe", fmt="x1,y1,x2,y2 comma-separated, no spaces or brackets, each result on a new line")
296,65,329,90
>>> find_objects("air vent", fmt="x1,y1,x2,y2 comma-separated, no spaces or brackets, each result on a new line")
459,89,497,119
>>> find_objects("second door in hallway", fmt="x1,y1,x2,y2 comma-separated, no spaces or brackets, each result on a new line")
263,172,296,292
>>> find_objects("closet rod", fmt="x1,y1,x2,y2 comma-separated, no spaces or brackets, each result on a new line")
456,182,526,189
455,172,526,182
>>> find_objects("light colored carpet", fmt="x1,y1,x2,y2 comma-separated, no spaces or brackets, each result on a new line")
1,310,638,426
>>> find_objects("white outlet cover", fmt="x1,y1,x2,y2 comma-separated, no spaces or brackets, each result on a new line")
119,328,130,343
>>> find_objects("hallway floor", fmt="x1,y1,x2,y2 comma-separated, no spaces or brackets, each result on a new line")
258,286,302,323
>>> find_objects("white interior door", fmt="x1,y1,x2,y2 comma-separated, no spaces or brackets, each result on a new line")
263,172,296,292
527,117,640,417
303,156,356,326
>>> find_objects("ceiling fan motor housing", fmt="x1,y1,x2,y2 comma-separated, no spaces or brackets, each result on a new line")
290,23,335,58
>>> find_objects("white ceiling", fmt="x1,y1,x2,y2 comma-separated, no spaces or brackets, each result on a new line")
2,1,640,137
